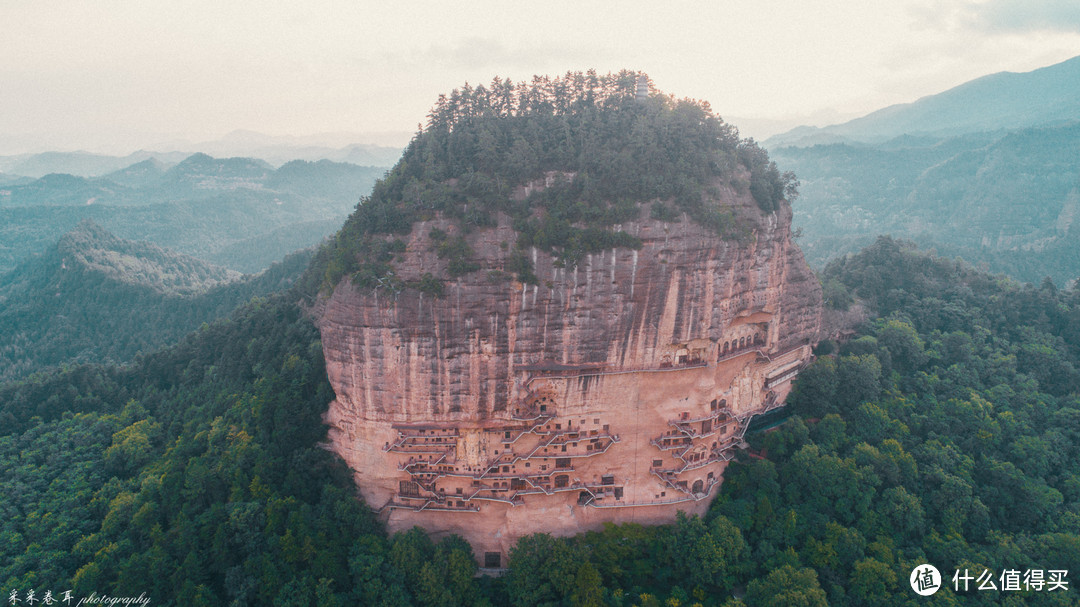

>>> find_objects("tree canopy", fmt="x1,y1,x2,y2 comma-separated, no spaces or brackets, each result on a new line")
304,71,795,296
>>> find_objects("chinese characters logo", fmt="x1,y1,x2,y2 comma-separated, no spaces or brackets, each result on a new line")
909,564,942,596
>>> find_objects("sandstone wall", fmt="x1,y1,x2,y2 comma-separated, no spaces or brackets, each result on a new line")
317,186,822,565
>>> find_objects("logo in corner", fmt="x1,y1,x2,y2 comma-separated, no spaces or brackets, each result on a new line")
910,564,942,596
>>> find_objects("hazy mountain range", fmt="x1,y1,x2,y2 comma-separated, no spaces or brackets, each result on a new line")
767,55,1080,148
768,54,1080,285
0,130,405,179
0,154,386,274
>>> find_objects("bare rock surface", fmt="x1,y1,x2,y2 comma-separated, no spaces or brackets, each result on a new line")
316,178,822,564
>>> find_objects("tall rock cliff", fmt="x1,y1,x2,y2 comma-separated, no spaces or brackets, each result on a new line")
309,72,822,565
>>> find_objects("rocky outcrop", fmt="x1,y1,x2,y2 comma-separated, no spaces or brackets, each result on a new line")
316,177,821,566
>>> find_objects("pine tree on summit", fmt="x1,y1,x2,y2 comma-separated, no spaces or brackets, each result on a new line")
311,70,794,294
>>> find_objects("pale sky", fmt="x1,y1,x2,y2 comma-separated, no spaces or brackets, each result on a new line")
2,0,1078,154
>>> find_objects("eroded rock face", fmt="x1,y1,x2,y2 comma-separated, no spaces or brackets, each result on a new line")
316,181,821,566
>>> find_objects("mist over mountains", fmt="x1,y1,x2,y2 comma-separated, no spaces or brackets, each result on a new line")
0,130,396,379
0,153,388,275
0,130,405,179
769,54,1080,285
767,55,1080,148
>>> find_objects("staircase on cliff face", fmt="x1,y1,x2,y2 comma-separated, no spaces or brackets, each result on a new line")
381,339,813,513
313,71,823,567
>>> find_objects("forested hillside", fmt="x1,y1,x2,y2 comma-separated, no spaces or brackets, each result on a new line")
0,221,312,381
715,237,1080,605
3,233,1078,605
773,122,1080,286
764,54,1080,286
305,70,794,296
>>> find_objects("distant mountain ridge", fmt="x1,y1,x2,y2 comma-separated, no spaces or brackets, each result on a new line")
0,132,404,179
0,150,191,179
769,55,1080,285
157,153,275,194
102,158,168,188
0,154,386,274
774,122,1080,283
768,55,1080,148
187,130,406,168
0,153,323,207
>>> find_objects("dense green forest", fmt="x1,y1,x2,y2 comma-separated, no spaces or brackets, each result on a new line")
0,221,313,381
306,71,794,294
3,235,1078,605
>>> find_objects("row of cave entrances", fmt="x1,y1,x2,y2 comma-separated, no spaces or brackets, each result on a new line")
391,404,625,507
720,333,765,358
651,399,739,499
577,474,623,503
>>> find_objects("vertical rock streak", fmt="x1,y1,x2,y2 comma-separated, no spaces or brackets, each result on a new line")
318,196,821,564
